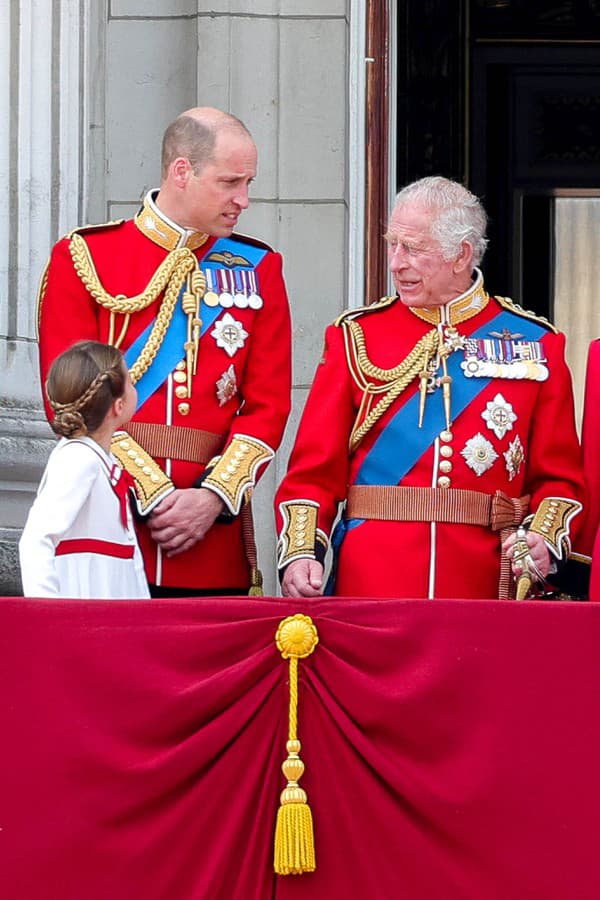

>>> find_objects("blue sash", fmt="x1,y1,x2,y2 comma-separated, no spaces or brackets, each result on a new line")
125,236,267,411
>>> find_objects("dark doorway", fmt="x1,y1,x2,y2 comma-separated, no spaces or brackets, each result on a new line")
395,1,600,320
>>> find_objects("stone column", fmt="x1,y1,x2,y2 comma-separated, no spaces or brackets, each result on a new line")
1,0,86,593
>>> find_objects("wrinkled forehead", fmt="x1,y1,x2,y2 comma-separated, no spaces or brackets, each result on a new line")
386,201,438,242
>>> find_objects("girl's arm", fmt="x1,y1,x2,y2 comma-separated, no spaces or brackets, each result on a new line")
19,443,99,597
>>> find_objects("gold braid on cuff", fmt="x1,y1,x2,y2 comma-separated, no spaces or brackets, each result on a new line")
527,497,583,560
110,430,174,514
202,435,274,515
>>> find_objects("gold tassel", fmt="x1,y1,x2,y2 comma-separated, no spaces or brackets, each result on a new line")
274,614,319,875
248,566,264,597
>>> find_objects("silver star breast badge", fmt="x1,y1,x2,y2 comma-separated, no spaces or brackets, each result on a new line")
210,312,249,358
482,393,517,439
461,432,499,476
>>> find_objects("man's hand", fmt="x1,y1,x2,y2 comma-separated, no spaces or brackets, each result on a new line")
148,488,226,557
503,528,552,581
281,559,324,598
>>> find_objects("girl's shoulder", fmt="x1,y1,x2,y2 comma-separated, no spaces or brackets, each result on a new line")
48,437,110,477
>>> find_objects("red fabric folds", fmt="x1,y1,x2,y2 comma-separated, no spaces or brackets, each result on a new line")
2,596,600,899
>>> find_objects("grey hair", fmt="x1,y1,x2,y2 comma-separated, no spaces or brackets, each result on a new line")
391,176,488,265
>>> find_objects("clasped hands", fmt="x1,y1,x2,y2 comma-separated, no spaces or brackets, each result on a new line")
148,487,225,557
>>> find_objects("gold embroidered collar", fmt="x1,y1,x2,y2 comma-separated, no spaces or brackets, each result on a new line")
409,268,489,326
134,190,209,252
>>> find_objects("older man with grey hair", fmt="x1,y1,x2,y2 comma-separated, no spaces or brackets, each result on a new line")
275,175,584,600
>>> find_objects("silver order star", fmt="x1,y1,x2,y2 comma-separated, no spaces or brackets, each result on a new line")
482,393,517,439
210,312,248,358
461,432,499,477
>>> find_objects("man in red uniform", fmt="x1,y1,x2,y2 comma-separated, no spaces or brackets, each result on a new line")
580,340,600,600
275,176,583,600
38,107,291,596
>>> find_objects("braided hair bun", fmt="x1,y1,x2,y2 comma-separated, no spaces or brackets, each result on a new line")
46,341,127,438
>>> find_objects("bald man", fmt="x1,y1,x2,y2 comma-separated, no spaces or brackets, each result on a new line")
37,108,292,597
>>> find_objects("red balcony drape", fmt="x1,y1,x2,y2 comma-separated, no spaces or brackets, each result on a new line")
2,596,600,899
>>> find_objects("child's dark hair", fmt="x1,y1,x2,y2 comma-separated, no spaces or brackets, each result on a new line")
46,341,127,439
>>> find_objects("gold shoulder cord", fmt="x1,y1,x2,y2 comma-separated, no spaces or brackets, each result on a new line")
344,318,439,451
68,233,199,384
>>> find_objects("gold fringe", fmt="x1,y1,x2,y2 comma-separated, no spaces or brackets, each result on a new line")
274,615,319,875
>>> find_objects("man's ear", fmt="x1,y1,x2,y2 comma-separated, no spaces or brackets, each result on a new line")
454,240,474,273
170,156,193,189
113,396,125,418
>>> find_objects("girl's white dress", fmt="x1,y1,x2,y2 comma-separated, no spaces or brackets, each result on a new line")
19,436,149,598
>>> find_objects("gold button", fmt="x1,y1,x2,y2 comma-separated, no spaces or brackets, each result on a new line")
437,475,451,488
175,360,186,371
175,385,188,399
440,430,453,443
119,440,130,450
127,449,137,459
178,402,190,416
151,474,160,484
439,460,453,474
220,472,231,482
173,371,187,384
135,457,144,467
142,466,152,476
440,445,453,458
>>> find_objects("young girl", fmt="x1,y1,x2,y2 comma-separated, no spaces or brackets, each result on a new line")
19,340,150,599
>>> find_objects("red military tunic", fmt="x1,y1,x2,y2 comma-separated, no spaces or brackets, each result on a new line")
275,272,583,599
38,191,291,591
580,340,600,600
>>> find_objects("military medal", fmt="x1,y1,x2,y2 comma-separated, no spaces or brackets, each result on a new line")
482,393,517,439
504,435,525,481
232,270,248,308
211,312,248,358
203,269,220,307
461,432,498,476
461,330,549,381
247,271,263,309
216,270,234,308
216,364,238,406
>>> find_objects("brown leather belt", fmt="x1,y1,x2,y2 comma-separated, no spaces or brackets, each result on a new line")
126,422,225,465
346,485,529,531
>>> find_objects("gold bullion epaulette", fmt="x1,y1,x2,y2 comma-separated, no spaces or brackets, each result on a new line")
110,430,174,515
495,296,558,334
334,295,397,327
202,434,274,515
